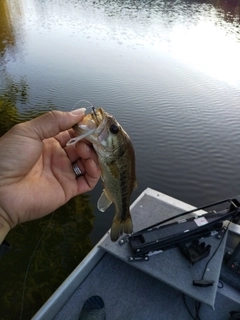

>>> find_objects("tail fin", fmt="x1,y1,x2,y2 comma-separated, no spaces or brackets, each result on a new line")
110,215,133,242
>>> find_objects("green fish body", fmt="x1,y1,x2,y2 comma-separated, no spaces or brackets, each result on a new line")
72,107,137,241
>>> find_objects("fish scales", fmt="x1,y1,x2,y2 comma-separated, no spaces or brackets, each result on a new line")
69,107,137,241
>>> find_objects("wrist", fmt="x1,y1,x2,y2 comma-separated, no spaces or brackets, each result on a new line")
0,213,11,244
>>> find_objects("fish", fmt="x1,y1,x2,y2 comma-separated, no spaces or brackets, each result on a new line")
67,107,137,241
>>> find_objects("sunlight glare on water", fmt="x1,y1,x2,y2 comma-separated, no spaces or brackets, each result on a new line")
1,0,240,232
1,0,240,318
1,0,240,228
3,0,240,89
170,20,240,86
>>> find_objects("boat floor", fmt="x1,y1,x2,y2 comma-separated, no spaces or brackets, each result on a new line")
34,188,240,320
53,251,240,320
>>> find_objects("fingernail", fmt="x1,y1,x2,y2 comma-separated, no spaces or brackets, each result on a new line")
91,159,99,167
71,108,86,115
92,159,99,168
84,143,90,152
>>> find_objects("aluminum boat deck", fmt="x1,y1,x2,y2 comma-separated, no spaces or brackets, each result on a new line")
33,188,240,320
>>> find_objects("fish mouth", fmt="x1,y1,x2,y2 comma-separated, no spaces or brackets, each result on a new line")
79,107,106,136
66,107,107,146
91,106,103,125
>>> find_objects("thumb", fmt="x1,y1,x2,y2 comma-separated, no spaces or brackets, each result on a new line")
24,108,86,140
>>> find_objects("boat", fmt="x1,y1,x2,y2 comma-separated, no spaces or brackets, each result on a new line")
32,188,240,320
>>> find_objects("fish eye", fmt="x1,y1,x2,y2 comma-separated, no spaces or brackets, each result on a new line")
110,124,119,134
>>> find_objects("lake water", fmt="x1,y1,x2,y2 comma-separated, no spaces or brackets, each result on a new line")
1,0,240,318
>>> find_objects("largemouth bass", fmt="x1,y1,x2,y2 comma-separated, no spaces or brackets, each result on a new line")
67,107,137,241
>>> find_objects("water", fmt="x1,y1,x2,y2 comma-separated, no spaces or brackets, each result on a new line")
0,0,240,318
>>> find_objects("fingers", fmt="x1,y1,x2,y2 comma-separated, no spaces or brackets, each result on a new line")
65,140,98,164
66,140,100,193
76,158,101,193
75,141,99,163
22,109,86,141
54,129,75,147
74,141,101,193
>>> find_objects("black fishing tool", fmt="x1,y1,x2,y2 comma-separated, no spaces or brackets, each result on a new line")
178,240,211,264
120,197,240,262
92,106,97,115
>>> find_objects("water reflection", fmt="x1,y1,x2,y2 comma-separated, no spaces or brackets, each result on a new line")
0,1,12,54
204,0,240,21
0,195,94,319
0,0,239,91
0,0,240,317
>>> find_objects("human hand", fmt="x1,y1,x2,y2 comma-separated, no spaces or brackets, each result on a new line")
0,109,101,242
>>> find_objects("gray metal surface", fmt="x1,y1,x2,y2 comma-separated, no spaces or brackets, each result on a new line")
33,188,240,319
100,190,227,308
53,252,239,320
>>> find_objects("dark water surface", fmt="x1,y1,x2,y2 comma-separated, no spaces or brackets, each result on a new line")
1,0,240,318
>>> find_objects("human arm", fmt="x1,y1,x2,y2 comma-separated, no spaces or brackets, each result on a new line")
0,108,101,243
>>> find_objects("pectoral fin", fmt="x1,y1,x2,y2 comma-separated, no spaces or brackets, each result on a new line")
97,189,112,212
